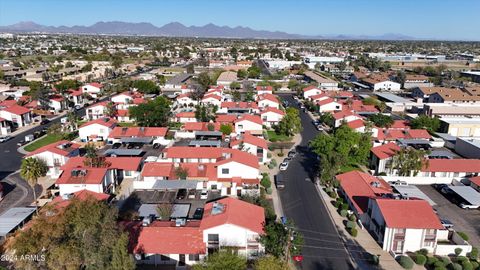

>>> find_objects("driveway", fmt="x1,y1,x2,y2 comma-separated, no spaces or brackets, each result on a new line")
0,172,40,214
277,94,355,270
418,185,480,247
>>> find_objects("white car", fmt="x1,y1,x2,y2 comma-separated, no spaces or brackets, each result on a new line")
0,136,11,143
200,189,208,200
460,203,480,210
279,162,289,171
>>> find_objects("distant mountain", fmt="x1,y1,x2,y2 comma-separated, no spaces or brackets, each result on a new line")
0,21,416,40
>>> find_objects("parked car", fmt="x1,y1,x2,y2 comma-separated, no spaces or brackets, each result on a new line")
40,119,50,125
0,136,12,143
176,189,187,200
152,143,161,149
193,208,204,219
388,180,408,186
316,125,324,131
440,186,454,195
440,219,454,229
460,203,480,210
112,143,122,149
279,162,289,171
287,150,297,158
275,175,285,189
200,189,208,200
17,140,26,147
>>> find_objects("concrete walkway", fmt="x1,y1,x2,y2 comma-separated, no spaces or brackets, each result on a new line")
261,132,302,220
315,184,425,270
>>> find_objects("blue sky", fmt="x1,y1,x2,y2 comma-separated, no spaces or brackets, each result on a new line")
0,0,479,40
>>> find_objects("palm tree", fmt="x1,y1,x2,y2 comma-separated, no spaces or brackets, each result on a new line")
20,157,48,214
66,111,79,132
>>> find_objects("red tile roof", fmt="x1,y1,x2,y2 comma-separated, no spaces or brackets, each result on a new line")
256,85,273,91
87,82,103,88
374,198,443,229
230,132,268,149
80,118,117,129
26,140,80,157
470,176,480,187
257,93,279,103
303,85,320,92
175,112,196,118
109,127,168,138
133,226,205,254
183,122,221,132
50,190,110,209
1,105,30,115
215,114,237,124
235,114,263,126
317,97,336,106
261,107,285,116
221,101,258,109
336,171,392,214
346,119,365,129
200,197,264,234
164,147,259,169
422,159,480,173
371,142,401,160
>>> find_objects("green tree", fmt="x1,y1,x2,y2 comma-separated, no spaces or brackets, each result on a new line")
319,112,334,127
7,198,134,270
230,81,241,90
254,255,289,270
245,90,255,102
129,96,171,127
196,72,214,91
193,250,246,270
259,222,288,258
237,69,247,79
174,166,189,180
132,80,160,95
368,114,394,128
104,102,118,118
276,108,302,137
392,148,429,176
156,203,174,219
247,65,262,79
20,157,48,214
111,53,124,70
410,115,440,133
232,90,241,102
220,124,233,135
55,80,81,92
396,70,406,87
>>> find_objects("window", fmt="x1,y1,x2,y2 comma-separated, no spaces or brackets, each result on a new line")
208,234,219,243
222,168,229,174
188,254,200,261
125,170,132,176
238,124,243,129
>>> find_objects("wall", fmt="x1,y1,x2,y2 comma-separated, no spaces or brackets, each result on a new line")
58,183,104,196
216,161,259,179
454,138,480,159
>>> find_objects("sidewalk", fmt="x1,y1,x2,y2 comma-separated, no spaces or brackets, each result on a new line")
315,184,423,270
261,132,302,220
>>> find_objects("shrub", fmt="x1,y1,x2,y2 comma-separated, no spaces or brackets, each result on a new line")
346,221,356,229
434,261,446,268
458,232,469,241
434,267,446,270
328,192,337,198
440,256,451,265
462,261,473,270
270,159,277,166
455,256,467,263
450,263,462,270
471,261,479,270
340,210,348,217
349,228,358,237
336,197,344,204
468,247,478,260
417,248,429,256
397,255,414,269
414,254,427,265
348,214,357,222
265,187,272,195
261,175,271,189
277,152,284,157
268,164,274,169
267,152,272,158
333,201,341,208
426,256,438,266
369,254,379,266
455,248,463,256
341,203,349,210
326,187,333,193
270,138,278,142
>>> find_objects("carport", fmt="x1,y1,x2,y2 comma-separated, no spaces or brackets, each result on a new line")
151,180,200,190
120,137,153,144
394,185,436,206
195,131,223,140
449,186,480,206
103,149,143,156
189,140,221,147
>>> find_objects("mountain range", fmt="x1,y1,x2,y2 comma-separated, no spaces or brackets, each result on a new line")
0,21,416,40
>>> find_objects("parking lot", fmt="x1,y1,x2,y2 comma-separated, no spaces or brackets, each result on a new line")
418,185,480,246
120,189,221,219
101,142,163,158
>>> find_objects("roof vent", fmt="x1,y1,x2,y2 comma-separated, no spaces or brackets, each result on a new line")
211,202,225,215
175,218,186,227
61,193,74,200
370,181,381,188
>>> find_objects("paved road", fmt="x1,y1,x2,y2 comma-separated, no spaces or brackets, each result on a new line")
0,106,89,213
277,94,355,270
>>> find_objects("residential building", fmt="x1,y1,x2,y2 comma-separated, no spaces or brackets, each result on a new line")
230,132,269,163
370,142,401,175
260,107,285,127
26,140,81,178
304,71,338,90
78,118,117,142
81,82,103,98
439,117,480,137
403,74,433,89
234,115,263,134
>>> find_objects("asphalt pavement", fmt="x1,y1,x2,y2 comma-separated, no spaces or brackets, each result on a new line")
277,94,355,270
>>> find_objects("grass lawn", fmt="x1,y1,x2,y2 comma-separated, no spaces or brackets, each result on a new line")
24,134,64,152
267,130,292,142
339,164,359,173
